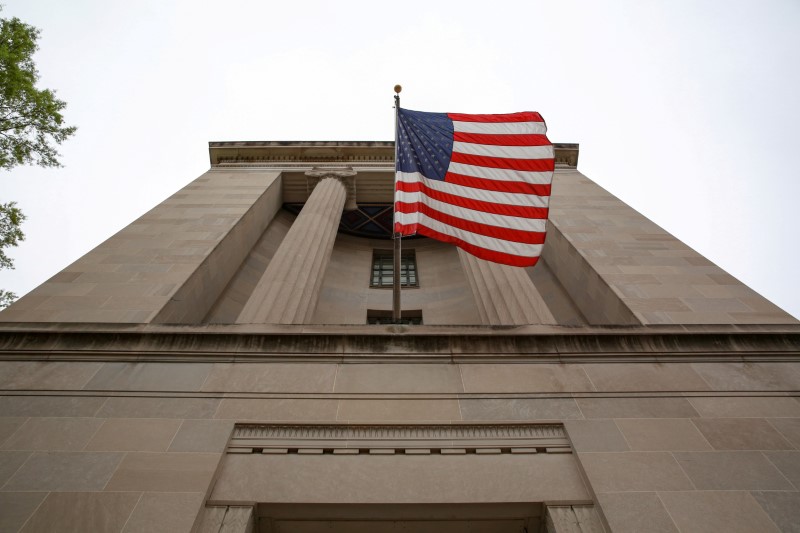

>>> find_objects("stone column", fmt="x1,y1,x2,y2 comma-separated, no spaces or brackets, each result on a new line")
236,169,355,324
458,249,557,325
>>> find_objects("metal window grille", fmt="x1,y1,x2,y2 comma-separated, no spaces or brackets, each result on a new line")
371,250,418,288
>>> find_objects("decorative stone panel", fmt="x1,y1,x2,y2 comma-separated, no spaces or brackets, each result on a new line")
227,423,570,455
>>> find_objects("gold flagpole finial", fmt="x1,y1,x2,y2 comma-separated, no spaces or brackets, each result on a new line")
394,84,402,94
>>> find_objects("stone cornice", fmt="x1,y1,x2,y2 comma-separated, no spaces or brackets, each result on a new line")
209,141,580,169
0,323,798,363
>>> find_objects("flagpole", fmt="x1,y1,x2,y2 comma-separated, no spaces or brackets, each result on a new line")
392,85,402,324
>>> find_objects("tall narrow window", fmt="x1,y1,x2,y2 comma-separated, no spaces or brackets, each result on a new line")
371,250,418,288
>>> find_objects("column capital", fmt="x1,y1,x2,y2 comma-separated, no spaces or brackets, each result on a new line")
305,167,358,210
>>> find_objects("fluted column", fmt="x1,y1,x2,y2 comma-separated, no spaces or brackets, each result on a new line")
458,249,556,325
236,173,351,324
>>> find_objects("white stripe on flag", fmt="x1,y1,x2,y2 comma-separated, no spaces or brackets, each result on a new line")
447,162,552,184
452,121,546,135
395,190,548,232
452,142,554,160
396,173,550,208
396,211,545,257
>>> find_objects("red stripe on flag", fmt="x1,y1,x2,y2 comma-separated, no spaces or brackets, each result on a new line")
447,112,543,124
445,172,552,195
453,132,552,146
395,202,546,244
396,221,418,236
395,181,549,219
451,152,555,172
394,222,541,267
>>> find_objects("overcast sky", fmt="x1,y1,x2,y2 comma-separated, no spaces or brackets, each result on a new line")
2,0,799,319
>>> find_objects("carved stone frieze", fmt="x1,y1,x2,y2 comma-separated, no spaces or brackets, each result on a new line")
227,423,570,455
209,141,578,168
234,423,565,440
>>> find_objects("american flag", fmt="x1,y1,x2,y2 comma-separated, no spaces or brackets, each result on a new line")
394,108,554,267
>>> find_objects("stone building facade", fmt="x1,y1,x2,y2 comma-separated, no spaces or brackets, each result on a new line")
0,141,798,532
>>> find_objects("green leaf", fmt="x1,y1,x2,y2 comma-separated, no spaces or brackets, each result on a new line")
0,12,77,170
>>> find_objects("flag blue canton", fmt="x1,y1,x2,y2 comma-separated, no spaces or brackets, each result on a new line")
396,109,453,181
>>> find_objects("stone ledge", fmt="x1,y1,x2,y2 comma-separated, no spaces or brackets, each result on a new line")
208,141,580,169
0,324,798,363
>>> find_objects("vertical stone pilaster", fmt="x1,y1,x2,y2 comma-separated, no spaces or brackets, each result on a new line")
236,173,351,324
458,249,556,325
545,505,604,533
198,505,254,533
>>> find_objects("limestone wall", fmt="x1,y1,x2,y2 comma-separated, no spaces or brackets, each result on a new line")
314,235,483,325
2,164,795,328
0,327,798,531
0,170,282,324
548,169,796,325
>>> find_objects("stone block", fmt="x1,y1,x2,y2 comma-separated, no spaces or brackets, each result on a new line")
581,363,710,392
202,363,337,393
750,491,800,533
615,418,712,451
338,399,461,422
335,364,464,393
214,399,337,421
0,361,103,390
0,396,106,418
0,450,31,486
100,295,171,311
563,420,629,452
691,363,800,391
460,364,594,393
674,451,794,490
658,491,780,533
85,418,183,452
48,308,155,322
460,398,582,421
85,362,213,392
596,492,678,533
763,451,800,488
122,492,205,533
692,418,793,450
98,397,220,419
4,451,123,491
576,397,699,419
768,418,800,449
104,452,221,492
578,452,693,492
2,417,104,451
169,419,234,453
0,492,47,533
20,492,141,533
0,417,26,447
625,298,691,313
689,397,800,418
